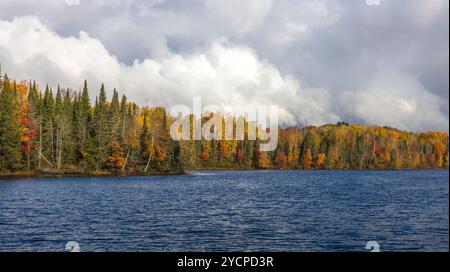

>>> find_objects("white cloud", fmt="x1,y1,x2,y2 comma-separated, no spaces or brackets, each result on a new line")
0,16,337,127
339,68,449,131
0,4,448,132
407,0,446,28
205,0,272,35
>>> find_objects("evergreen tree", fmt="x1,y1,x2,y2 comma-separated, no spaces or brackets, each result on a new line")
41,85,55,166
110,89,121,143
172,140,182,173
54,86,63,169
77,80,91,168
94,83,110,169
140,113,151,172
62,90,75,166
28,81,42,170
120,94,128,142
0,75,23,171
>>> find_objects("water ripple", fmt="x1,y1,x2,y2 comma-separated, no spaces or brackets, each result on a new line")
0,170,448,252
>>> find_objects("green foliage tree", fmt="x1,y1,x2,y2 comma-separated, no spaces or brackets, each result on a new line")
94,83,110,169
0,75,23,171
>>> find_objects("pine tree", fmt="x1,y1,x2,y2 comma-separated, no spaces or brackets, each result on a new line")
106,90,123,172
77,80,91,168
110,89,121,143
172,140,182,173
0,75,23,171
120,94,128,142
85,108,97,173
62,90,75,166
94,83,110,169
41,85,55,167
54,86,64,169
140,113,151,173
27,81,42,170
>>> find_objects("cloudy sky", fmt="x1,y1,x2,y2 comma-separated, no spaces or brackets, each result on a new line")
0,0,448,131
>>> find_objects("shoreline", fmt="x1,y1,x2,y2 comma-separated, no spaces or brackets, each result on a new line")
1,168,448,180
0,171,185,180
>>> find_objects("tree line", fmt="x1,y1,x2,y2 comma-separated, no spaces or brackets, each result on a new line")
0,72,448,175
179,122,449,170
0,72,182,175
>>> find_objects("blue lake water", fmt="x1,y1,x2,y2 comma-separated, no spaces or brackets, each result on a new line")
0,170,448,252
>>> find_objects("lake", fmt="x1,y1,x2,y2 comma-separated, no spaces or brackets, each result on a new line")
0,170,448,252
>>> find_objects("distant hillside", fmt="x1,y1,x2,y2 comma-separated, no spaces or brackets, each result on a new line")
180,123,449,170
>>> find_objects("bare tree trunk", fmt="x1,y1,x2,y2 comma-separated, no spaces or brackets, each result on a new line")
57,128,63,170
96,120,101,170
39,151,54,168
144,139,154,174
27,142,31,171
122,116,126,140
144,154,151,174
58,135,63,170
38,123,42,170
50,120,54,164
56,128,59,169
121,148,131,173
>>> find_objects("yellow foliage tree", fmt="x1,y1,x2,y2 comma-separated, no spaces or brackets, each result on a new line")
258,152,272,169
108,141,125,170
316,153,326,169
303,149,313,169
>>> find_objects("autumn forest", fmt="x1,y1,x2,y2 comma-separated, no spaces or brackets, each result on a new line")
0,71,448,176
